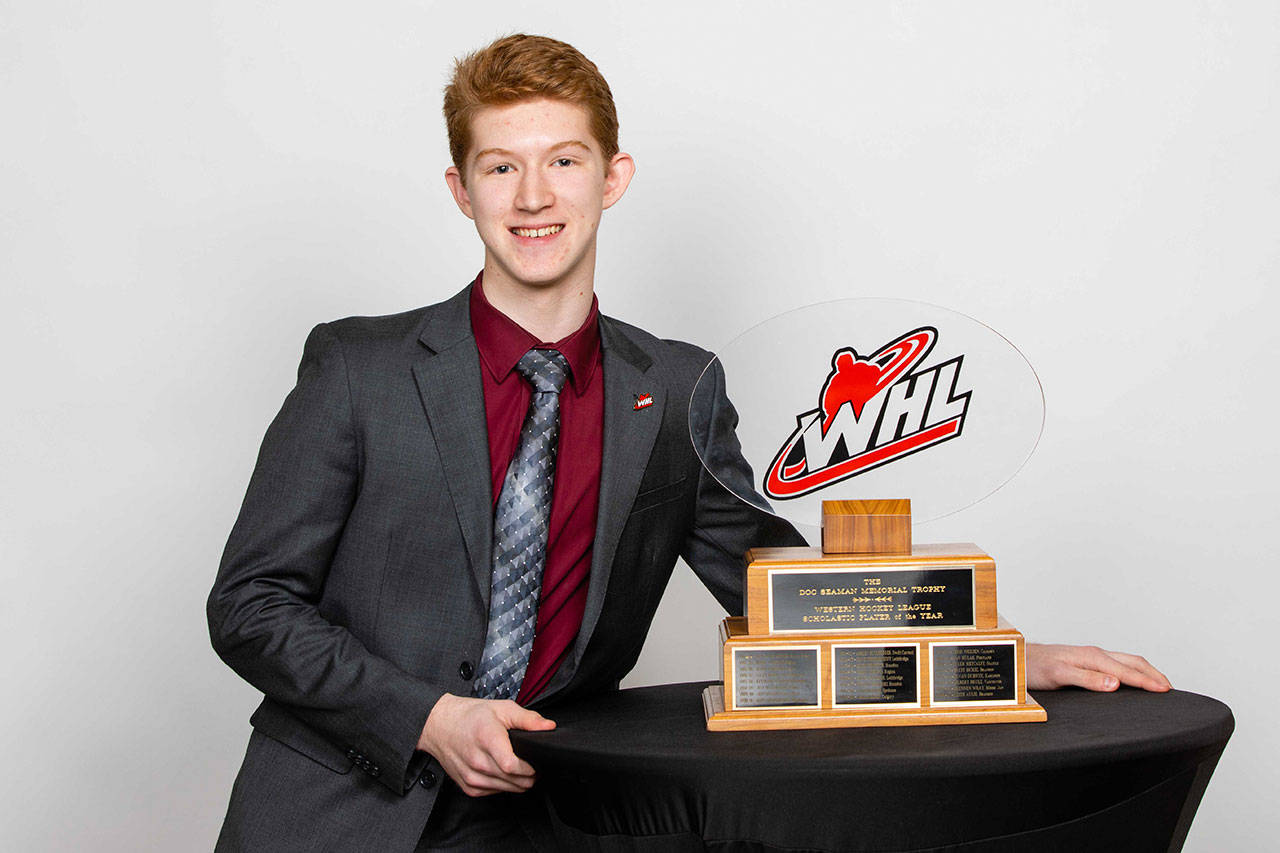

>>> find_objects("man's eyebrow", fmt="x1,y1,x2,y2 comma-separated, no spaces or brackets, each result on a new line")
472,140,594,160
551,140,593,153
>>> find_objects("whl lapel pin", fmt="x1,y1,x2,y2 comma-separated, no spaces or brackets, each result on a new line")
633,393,653,411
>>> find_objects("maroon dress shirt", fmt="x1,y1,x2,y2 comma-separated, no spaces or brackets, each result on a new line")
469,276,603,704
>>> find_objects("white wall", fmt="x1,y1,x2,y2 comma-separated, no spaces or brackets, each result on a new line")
3,2,1275,849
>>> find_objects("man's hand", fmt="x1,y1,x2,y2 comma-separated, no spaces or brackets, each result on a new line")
417,693,556,797
1027,643,1172,693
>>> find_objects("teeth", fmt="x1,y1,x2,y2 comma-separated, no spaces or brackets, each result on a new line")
513,225,564,238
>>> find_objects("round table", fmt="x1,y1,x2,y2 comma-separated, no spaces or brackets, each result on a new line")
511,682,1232,852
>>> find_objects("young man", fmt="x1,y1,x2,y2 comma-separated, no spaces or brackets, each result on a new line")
209,34,1170,852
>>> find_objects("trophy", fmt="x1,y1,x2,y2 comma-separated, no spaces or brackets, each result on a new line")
690,299,1047,730
702,499,1044,729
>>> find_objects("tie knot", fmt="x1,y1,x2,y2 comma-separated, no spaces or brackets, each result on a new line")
515,348,570,394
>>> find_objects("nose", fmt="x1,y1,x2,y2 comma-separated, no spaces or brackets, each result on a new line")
515,166,554,213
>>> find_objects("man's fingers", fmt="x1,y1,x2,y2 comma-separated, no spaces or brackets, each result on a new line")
474,721,537,778
1064,645,1172,693
421,695,554,798
460,732,536,793
448,745,535,797
473,745,535,779
1027,643,1171,693
1075,646,1170,692
1061,663,1120,692
497,753,537,778
498,700,557,732
455,767,536,797
1103,649,1172,691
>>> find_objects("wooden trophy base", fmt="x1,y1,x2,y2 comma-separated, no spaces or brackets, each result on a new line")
704,500,1047,731
706,616,1046,730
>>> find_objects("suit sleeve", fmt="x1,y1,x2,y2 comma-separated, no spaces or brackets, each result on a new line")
207,323,443,796
682,357,807,614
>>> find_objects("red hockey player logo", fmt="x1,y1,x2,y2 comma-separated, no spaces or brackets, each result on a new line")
819,330,931,429
764,327,971,500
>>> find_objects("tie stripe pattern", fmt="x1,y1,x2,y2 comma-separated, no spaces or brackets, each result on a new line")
473,348,571,700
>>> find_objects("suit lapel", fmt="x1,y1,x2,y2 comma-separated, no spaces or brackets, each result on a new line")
571,317,663,663
410,287,494,607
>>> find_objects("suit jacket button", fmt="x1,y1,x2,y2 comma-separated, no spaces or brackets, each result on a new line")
459,661,474,680
346,748,359,760
368,765,380,777
420,770,437,788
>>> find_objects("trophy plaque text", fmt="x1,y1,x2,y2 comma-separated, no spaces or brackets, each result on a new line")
703,500,1046,730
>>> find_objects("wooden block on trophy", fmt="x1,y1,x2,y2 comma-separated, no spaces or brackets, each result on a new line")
744,544,999,636
706,616,1045,730
822,499,911,555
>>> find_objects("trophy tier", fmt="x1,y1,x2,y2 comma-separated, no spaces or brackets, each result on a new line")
704,500,1047,731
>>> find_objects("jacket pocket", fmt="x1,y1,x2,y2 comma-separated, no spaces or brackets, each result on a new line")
629,475,689,514
249,699,354,774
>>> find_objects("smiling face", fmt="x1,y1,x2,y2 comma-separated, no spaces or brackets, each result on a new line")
445,98,634,299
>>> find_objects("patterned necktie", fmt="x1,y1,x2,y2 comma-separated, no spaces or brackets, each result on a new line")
473,348,571,700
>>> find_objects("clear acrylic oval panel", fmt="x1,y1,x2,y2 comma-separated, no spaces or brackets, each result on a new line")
689,298,1044,536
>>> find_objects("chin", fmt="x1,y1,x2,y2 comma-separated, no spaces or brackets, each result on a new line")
509,270,567,288
503,261,584,289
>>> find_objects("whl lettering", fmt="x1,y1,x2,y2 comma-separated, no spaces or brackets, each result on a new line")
764,327,971,500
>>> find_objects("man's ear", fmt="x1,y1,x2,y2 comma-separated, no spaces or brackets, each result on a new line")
601,152,636,210
444,166,474,219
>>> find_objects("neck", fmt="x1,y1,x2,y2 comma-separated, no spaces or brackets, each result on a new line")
480,264,595,342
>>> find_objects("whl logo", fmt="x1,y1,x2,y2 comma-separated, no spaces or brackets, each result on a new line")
764,327,971,500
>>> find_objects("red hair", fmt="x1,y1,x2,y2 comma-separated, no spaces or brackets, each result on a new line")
444,34,619,170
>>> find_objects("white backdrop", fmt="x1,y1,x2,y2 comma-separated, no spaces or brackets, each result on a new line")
3,2,1276,850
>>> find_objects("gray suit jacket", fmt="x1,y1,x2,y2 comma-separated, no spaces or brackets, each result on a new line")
207,284,802,851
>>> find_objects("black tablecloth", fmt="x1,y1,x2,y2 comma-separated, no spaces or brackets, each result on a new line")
511,682,1233,853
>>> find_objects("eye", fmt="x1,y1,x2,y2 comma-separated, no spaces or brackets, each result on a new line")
554,158,574,167
492,164,513,175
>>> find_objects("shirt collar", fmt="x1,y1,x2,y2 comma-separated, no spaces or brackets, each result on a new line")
469,272,601,395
